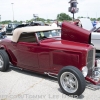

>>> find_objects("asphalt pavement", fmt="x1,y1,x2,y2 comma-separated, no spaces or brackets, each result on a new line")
0,66,100,100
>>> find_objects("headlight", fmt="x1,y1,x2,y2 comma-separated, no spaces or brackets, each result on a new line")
82,66,88,77
97,59,100,67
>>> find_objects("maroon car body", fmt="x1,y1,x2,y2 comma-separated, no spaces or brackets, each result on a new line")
0,22,100,96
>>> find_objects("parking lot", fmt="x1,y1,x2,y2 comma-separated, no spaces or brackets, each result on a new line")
0,66,100,100
0,27,100,100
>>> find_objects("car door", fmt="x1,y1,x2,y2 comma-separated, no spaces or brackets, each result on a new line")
91,32,100,50
17,42,39,70
15,32,39,70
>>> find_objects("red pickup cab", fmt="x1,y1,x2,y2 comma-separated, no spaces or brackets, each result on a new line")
0,22,100,96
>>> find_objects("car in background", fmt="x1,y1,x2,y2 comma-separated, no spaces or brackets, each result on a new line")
91,23,100,32
0,25,6,38
0,25,3,30
74,18,100,51
8,21,45,35
29,21,45,26
6,23,19,34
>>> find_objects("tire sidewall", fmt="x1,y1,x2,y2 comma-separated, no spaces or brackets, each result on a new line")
58,66,86,96
0,50,9,71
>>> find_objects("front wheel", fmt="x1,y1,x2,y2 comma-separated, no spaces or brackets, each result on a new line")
58,66,86,96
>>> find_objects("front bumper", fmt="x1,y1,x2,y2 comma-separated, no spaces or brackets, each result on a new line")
86,67,100,85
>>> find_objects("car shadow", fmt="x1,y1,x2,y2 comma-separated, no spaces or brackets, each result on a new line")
9,65,57,83
6,67,12,72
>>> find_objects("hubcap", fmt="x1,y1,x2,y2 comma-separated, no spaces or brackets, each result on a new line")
0,55,4,68
60,72,78,93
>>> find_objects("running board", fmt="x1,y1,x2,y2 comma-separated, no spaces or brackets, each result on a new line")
10,65,23,70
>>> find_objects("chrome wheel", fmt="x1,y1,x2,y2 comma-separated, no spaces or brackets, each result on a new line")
60,72,78,93
0,55,4,68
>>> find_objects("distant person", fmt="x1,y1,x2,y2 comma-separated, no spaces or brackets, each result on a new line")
0,26,6,38
30,21,41,26
51,21,57,27
92,20,97,27
30,21,34,26
74,19,82,27
1,26,6,32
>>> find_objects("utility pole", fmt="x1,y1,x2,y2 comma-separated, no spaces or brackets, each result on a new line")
0,15,1,22
33,14,38,22
11,3,14,22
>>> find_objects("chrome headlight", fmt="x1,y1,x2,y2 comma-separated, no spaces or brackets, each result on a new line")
97,59,100,67
82,66,88,77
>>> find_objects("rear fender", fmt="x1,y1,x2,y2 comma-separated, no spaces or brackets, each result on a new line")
0,46,17,66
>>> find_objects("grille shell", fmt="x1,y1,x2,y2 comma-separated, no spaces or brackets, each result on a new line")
87,49,95,76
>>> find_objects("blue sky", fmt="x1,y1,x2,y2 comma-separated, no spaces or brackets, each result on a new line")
0,0,99,21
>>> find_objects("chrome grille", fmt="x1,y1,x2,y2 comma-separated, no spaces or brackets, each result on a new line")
87,49,95,76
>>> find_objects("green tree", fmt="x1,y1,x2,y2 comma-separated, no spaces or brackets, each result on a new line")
19,21,23,24
13,20,18,23
77,16,90,19
1,20,12,24
90,18,96,21
37,17,45,22
46,19,51,23
97,17,100,21
57,13,72,21
77,16,84,19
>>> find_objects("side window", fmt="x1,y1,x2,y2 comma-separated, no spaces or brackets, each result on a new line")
18,32,37,42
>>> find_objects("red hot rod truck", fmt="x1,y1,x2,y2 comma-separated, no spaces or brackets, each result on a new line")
0,21,100,96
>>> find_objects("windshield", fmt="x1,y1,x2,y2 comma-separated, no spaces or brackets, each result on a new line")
91,23,100,32
90,24,100,32
90,27,96,32
8,24,18,28
36,29,61,40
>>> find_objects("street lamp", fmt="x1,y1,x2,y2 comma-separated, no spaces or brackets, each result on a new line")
0,15,1,22
68,0,79,21
33,14,38,22
11,3,14,22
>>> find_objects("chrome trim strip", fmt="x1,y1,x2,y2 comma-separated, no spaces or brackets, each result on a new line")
44,72,58,78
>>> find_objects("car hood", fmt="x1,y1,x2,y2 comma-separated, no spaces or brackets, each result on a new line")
79,18,93,31
95,23,100,28
61,21,91,44
91,32,100,39
40,39,91,52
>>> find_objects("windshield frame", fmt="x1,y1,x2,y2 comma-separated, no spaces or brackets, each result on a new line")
36,29,61,41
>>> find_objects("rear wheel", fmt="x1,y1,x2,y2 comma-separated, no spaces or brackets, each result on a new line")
0,50,9,71
58,66,86,96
